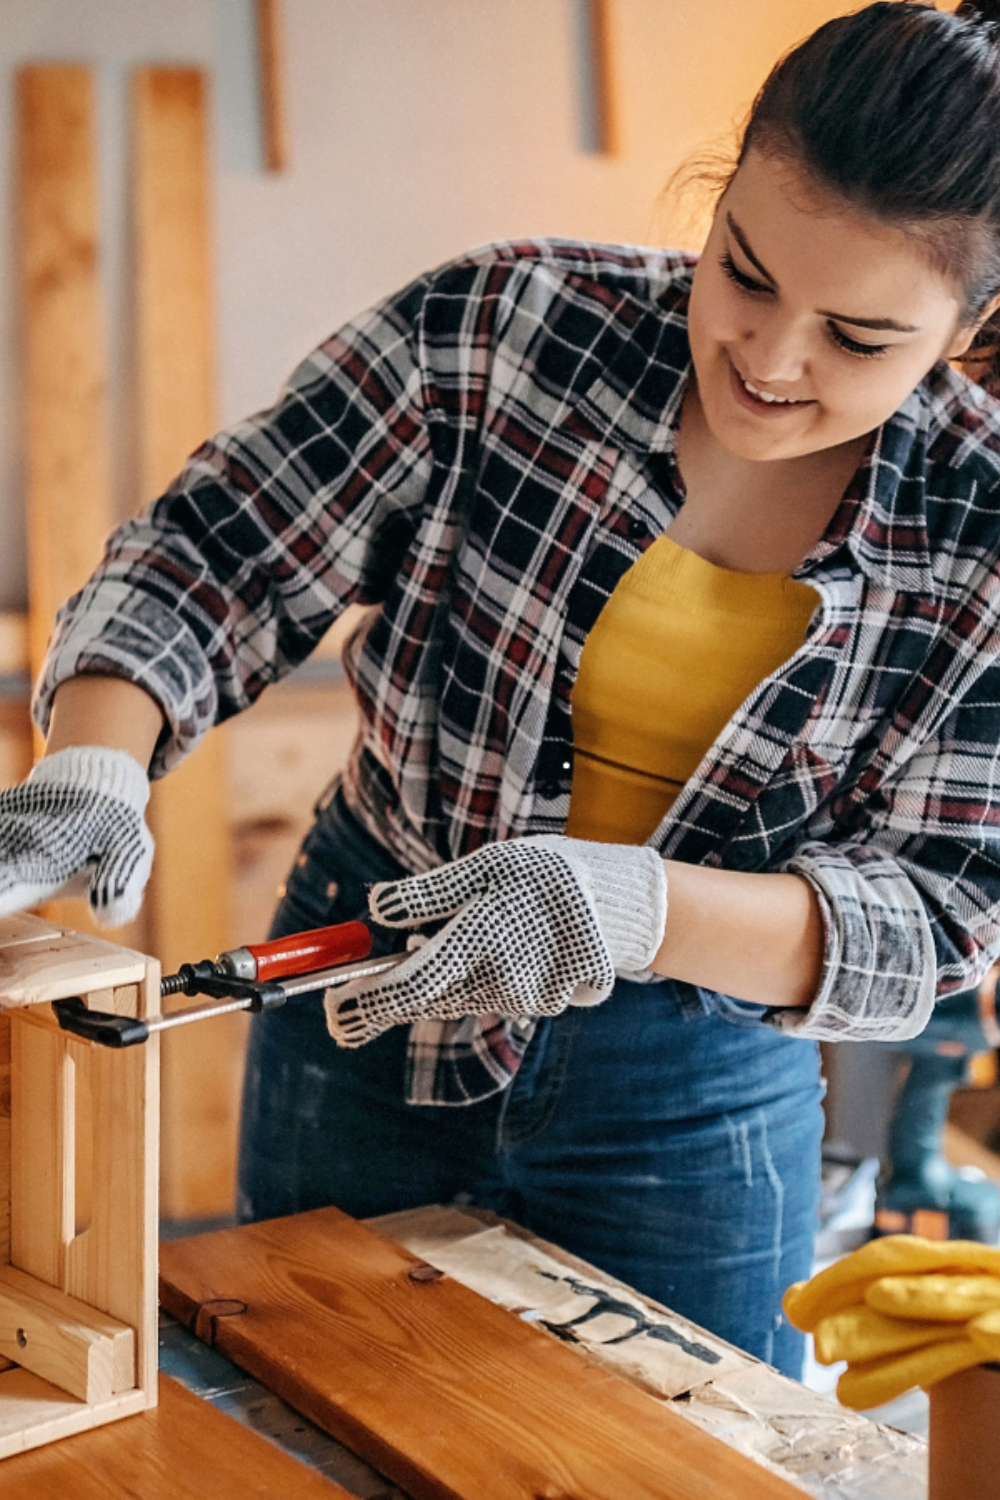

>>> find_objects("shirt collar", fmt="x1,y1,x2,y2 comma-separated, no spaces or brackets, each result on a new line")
805,384,939,598
570,266,942,598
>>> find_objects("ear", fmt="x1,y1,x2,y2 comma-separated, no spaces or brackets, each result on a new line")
947,290,1000,360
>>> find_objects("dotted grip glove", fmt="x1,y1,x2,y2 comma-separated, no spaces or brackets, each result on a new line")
325,835,668,1047
0,747,154,929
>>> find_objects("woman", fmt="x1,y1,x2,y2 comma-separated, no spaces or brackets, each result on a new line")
8,1,1000,1377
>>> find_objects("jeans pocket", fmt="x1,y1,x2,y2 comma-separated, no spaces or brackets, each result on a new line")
706,991,771,1030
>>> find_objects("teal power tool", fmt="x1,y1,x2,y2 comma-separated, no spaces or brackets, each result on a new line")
874,976,1000,1244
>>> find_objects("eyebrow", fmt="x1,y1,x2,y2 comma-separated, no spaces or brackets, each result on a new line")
725,213,921,334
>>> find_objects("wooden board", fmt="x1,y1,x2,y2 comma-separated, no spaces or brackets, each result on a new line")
0,916,159,1452
0,1015,10,1266
132,65,233,1221
17,66,112,688
257,0,289,171
0,1371,351,1495
0,1265,134,1404
159,1207,803,1500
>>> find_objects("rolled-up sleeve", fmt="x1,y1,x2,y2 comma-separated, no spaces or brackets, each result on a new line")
33,278,436,776
775,841,938,1040
773,683,1000,1040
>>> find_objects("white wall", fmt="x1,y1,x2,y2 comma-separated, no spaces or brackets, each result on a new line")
0,0,851,609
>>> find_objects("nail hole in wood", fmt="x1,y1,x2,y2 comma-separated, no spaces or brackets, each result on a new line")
15,1328,27,1348
408,1262,444,1284
193,1298,248,1345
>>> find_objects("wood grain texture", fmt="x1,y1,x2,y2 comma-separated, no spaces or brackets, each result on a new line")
17,66,112,685
0,1265,133,1404
1,922,159,1452
63,958,160,1404
0,935,146,1010
159,1208,803,1500
0,615,29,678
0,1372,351,1495
132,65,233,1221
10,1018,68,1286
257,0,289,171
0,1014,10,1266
0,1372,147,1460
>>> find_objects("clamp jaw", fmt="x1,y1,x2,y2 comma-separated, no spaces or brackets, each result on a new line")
53,970,288,1049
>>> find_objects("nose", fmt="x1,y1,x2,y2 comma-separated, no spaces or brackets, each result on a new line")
740,311,808,386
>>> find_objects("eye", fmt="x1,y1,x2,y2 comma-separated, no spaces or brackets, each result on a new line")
719,251,771,295
828,323,889,359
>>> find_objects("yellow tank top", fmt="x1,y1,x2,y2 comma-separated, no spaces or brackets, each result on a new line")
565,535,818,845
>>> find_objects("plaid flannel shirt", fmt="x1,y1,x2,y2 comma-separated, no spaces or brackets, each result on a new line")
35,239,1000,1105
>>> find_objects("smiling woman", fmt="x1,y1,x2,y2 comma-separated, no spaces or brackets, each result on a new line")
13,0,1000,1385
671,147,996,574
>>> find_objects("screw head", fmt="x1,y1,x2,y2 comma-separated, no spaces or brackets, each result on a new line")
408,1262,444,1284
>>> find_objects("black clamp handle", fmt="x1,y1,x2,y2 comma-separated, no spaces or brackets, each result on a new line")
53,972,288,1048
53,997,150,1048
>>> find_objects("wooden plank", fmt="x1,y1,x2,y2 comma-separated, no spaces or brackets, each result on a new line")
575,0,616,155
159,1208,803,1500
0,614,29,678
0,1372,352,1494
64,959,160,1405
0,1265,133,1404
0,915,66,951
132,64,233,1222
133,67,215,500
10,1018,69,1287
0,933,146,1010
0,1372,147,1460
257,0,289,172
0,1014,10,1265
17,66,112,687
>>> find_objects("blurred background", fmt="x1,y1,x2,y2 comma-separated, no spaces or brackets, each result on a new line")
0,0,994,1281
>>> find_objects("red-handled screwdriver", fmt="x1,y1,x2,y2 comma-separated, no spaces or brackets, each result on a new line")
53,920,408,1048
159,919,375,993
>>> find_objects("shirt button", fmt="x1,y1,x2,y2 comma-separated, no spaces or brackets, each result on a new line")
537,780,561,800
627,516,647,539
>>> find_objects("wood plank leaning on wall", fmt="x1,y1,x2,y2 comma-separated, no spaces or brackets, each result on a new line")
133,67,238,1224
257,0,289,172
18,67,113,695
17,66,123,943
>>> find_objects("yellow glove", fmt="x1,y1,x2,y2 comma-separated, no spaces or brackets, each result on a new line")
783,1234,1000,1331
866,1273,1000,1322
812,1303,958,1366
783,1236,1000,1410
969,1307,1000,1360
836,1336,983,1410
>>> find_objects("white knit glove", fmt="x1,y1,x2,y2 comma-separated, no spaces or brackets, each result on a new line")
0,747,154,928
325,835,668,1047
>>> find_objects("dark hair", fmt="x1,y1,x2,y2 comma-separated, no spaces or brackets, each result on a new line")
740,0,1000,395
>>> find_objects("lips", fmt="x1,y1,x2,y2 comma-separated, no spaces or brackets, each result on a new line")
728,357,813,414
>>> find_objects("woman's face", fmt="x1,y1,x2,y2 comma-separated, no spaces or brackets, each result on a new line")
687,148,976,464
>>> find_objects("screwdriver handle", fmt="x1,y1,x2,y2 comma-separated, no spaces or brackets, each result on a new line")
242,920,372,981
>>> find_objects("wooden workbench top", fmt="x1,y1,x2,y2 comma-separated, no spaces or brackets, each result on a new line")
0,1371,351,1498
159,1204,806,1500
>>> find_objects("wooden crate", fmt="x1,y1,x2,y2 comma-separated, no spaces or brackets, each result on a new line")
0,915,159,1458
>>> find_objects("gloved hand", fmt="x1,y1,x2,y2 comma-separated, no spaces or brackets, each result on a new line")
325,835,668,1047
0,746,154,928
784,1233,1000,1408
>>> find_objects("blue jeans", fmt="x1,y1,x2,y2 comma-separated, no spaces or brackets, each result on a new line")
238,790,824,1376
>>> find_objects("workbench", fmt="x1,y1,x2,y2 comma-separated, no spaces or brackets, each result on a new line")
0,1203,927,1499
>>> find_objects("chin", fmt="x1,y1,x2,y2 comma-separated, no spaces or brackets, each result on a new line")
705,402,817,463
